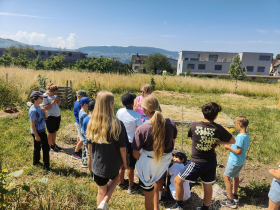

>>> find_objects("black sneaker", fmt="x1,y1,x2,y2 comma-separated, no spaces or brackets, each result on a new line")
159,195,167,204
54,144,62,151
42,165,51,172
117,179,129,190
127,183,139,194
32,162,43,167
51,146,59,152
220,198,237,208
223,192,239,203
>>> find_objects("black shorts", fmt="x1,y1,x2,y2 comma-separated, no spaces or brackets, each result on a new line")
93,173,119,186
139,179,154,192
127,142,137,169
46,116,61,133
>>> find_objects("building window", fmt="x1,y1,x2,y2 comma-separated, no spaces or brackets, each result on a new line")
198,64,206,70
215,65,222,70
257,67,265,72
62,52,66,55
48,51,51,56
69,53,72,56
259,55,270,61
184,58,188,61
209,54,218,61
41,51,45,55
247,66,254,72
35,51,38,55
187,64,195,69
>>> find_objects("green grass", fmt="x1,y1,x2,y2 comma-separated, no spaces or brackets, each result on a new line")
1,91,279,209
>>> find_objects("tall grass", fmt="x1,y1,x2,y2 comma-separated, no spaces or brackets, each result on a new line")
1,67,279,102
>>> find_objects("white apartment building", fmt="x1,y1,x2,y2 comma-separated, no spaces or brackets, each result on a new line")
177,51,273,76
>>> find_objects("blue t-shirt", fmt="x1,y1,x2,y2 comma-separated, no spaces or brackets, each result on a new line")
79,110,88,134
29,105,46,134
81,116,91,143
228,133,250,166
73,101,81,123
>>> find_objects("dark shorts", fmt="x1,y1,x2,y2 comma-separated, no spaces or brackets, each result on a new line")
46,116,61,133
93,173,119,186
179,157,217,184
127,142,137,169
139,178,154,192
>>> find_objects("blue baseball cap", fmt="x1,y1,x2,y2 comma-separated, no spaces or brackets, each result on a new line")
79,97,90,105
30,91,47,98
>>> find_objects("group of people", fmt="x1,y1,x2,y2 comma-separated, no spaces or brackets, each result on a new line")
28,83,280,210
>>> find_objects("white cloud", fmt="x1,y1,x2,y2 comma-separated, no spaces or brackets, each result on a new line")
0,12,49,18
160,35,176,38
0,31,79,49
255,29,268,33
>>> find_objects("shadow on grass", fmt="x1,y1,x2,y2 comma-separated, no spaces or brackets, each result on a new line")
50,162,90,178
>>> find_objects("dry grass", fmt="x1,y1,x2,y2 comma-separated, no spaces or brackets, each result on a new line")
1,67,280,102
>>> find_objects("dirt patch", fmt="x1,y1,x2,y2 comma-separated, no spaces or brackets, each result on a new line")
222,94,247,99
160,104,234,126
153,90,189,99
0,110,23,119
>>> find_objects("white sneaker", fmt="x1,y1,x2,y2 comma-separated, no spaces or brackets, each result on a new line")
97,200,109,210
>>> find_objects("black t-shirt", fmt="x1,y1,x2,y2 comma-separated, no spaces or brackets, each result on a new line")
188,121,232,163
91,121,128,178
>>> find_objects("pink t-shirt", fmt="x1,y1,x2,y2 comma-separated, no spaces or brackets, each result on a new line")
136,96,144,115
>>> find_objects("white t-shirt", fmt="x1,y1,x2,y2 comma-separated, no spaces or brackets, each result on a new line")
42,93,60,117
169,163,191,201
116,108,142,143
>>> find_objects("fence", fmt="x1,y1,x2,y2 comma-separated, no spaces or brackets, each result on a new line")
40,80,73,108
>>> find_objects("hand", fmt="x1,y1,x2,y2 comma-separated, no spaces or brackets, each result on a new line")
35,135,41,141
121,163,127,171
223,144,230,150
269,169,275,174
57,97,61,102
136,103,141,109
40,107,47,112
54,97,60,102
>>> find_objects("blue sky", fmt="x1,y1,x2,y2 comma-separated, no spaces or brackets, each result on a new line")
0,0,279,56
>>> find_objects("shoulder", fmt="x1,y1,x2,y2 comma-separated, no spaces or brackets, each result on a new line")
136,122,151,132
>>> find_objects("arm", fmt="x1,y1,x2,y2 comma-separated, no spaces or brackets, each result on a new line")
133,150,140,160
30,120,40,141
56,97,61,106
223,145,242,155
269,168,280,180
215,137,236,145
120,147,127,171
133,98,138,112
40,107,48,119
43,98,58,110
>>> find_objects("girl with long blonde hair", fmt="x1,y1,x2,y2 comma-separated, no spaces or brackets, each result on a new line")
132,94,177,210
86,91,128,210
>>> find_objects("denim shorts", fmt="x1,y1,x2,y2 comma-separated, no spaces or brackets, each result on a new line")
75,122,83,141
268,179,280,204
224,162,244,178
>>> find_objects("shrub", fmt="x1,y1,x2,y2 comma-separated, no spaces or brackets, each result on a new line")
197,74,204,78
0,79,22,108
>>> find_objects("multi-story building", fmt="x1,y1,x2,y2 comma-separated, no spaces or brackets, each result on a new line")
177,51,273,76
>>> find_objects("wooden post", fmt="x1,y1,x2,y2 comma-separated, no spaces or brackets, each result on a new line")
65,80,68,107
6,73,8,82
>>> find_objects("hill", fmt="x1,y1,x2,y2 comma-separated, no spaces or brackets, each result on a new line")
0,38,179,63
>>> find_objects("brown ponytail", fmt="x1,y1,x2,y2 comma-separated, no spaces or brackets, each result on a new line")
141,95,165,163
46,83,58,92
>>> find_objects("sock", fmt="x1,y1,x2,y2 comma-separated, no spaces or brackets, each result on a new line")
98,200,107,207
227,197,234,203
51,145,55,149
233,193,238,198
177,200,184,207
159,191,162,200
202,204,209,210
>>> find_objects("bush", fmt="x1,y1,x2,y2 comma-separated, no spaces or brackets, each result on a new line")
197,74,204,78
0,79,22,108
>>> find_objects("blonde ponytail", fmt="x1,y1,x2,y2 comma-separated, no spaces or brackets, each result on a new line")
141,95,165,163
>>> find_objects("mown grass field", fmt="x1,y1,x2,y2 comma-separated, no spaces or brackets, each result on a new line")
1,66,280,209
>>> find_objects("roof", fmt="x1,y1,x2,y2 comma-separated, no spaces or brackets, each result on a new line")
131,54,148,62
273,60,280,67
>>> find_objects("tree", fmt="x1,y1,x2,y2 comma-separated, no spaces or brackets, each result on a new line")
5,44,36,59
228,55,247,94
143,53,172,74
276,54,280,60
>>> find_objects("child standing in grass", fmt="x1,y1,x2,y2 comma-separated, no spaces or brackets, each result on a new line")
86,91,127,210
42,83,62,152
78,97,90,168
81,100,95,173
220,116,250,208
73,90,87,159
116,93,142,194
29,91,49,170
268,162,280,210
169,102,235,210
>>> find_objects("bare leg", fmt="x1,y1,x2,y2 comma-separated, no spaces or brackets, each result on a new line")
97,185,108,206
103,174,120,203
233,176,239,195
203,183,212,206
154,180,160,210
127,167,134,187
119,170,125,184
223,174,233,199
144,190,154,210
268,198,280,210
74,140,83,153
53,131,57,145
47,133,53,146
175,175,185,201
